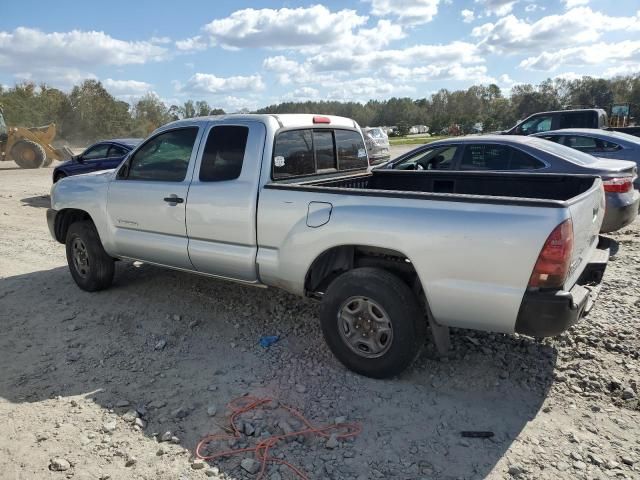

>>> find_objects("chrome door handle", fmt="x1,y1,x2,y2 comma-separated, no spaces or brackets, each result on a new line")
163,195,184,204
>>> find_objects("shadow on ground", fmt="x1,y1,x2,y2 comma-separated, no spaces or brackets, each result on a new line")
0,262,557,479
20,195,51,209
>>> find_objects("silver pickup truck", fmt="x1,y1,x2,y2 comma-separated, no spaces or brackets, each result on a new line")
47,114,610,378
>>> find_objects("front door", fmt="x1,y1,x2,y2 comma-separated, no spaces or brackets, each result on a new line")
106,126,202,269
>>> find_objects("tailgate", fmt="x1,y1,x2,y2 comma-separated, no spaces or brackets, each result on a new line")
565,178,605,289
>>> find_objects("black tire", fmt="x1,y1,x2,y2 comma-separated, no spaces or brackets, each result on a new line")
43,156,53,167
320,267,426,379
65,221,115,292
10,140,46,169
53,172,67,183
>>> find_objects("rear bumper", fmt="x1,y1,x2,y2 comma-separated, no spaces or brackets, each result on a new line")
514,237,610,337
601,189,640,233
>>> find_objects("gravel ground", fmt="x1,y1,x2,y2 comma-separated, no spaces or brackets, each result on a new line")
0,161,639,480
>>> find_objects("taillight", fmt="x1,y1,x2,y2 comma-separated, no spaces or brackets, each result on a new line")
603,177,632,193
313,116,331,124
528,219,574,289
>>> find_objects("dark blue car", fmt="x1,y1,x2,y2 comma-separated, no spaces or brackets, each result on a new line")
52,138,142,183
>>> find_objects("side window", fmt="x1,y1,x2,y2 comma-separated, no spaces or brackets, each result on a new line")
83,144,110,160
510,148,545,170
519,116,552,135
597,139,622,152
126,127,198,182
461,144,544,170
314,130,336,171
394,146,457,170
199,126,249,182
335,130,367,170
107,145,127,158
565,136,597,151
560,112,593,129
461,144,510,170
273,130,314,179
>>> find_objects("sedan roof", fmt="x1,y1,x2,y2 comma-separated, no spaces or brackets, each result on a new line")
109,138,143,148
532,129,640,146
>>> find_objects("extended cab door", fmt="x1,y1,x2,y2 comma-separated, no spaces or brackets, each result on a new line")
185,121,266,282
106,126,202,269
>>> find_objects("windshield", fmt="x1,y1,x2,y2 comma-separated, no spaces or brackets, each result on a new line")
368,128,385,139
528,137,598,165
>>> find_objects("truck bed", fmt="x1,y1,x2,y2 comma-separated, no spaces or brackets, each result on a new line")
268,170,598,206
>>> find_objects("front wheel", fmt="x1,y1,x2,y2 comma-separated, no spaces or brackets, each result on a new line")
65,221,115,291
11,140,46,169
320,268,426,378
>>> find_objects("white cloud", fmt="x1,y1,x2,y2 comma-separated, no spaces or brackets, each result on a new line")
473,7,640,54
177,73,265,95
563,0,589,8
175,36,207,52
382,63,495,84
103,78,153,95
475,0,518,16
219,95,260,112
519,40,640,71
203,5,366,50
326,77,415,101
0,27,168,71
524,3,544,12
366,0,440,25
283,87,322,101
264,39,484,93
150,36,171,44
461,9,475,23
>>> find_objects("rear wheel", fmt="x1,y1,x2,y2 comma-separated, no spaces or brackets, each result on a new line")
10,140,46,169
65,221,115,291
320,267,426,378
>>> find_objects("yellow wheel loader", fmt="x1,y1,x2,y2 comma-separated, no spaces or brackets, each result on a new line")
0,107,73,169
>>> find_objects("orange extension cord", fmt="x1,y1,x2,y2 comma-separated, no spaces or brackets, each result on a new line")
195,396,362,480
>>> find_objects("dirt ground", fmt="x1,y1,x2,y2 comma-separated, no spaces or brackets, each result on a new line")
1,160,639,480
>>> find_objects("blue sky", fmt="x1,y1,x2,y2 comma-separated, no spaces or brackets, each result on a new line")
1,0,639,111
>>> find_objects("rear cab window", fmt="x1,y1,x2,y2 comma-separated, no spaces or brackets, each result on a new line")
199,125,249,181
272,128,367,179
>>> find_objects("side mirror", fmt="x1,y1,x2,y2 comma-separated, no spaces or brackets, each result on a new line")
74,155,84,163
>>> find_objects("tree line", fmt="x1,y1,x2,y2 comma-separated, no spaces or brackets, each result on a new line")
258,75,640,134
0,80,225,144
1,74,639,144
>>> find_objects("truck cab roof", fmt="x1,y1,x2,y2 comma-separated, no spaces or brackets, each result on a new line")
156,114,360,133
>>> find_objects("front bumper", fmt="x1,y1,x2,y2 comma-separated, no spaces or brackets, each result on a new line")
46,208,59,241
601,189,640,233
514,237,610,337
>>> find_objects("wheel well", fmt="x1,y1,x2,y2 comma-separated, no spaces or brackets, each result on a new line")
305,245,422,297
53,209,93,243
53,171,66,182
